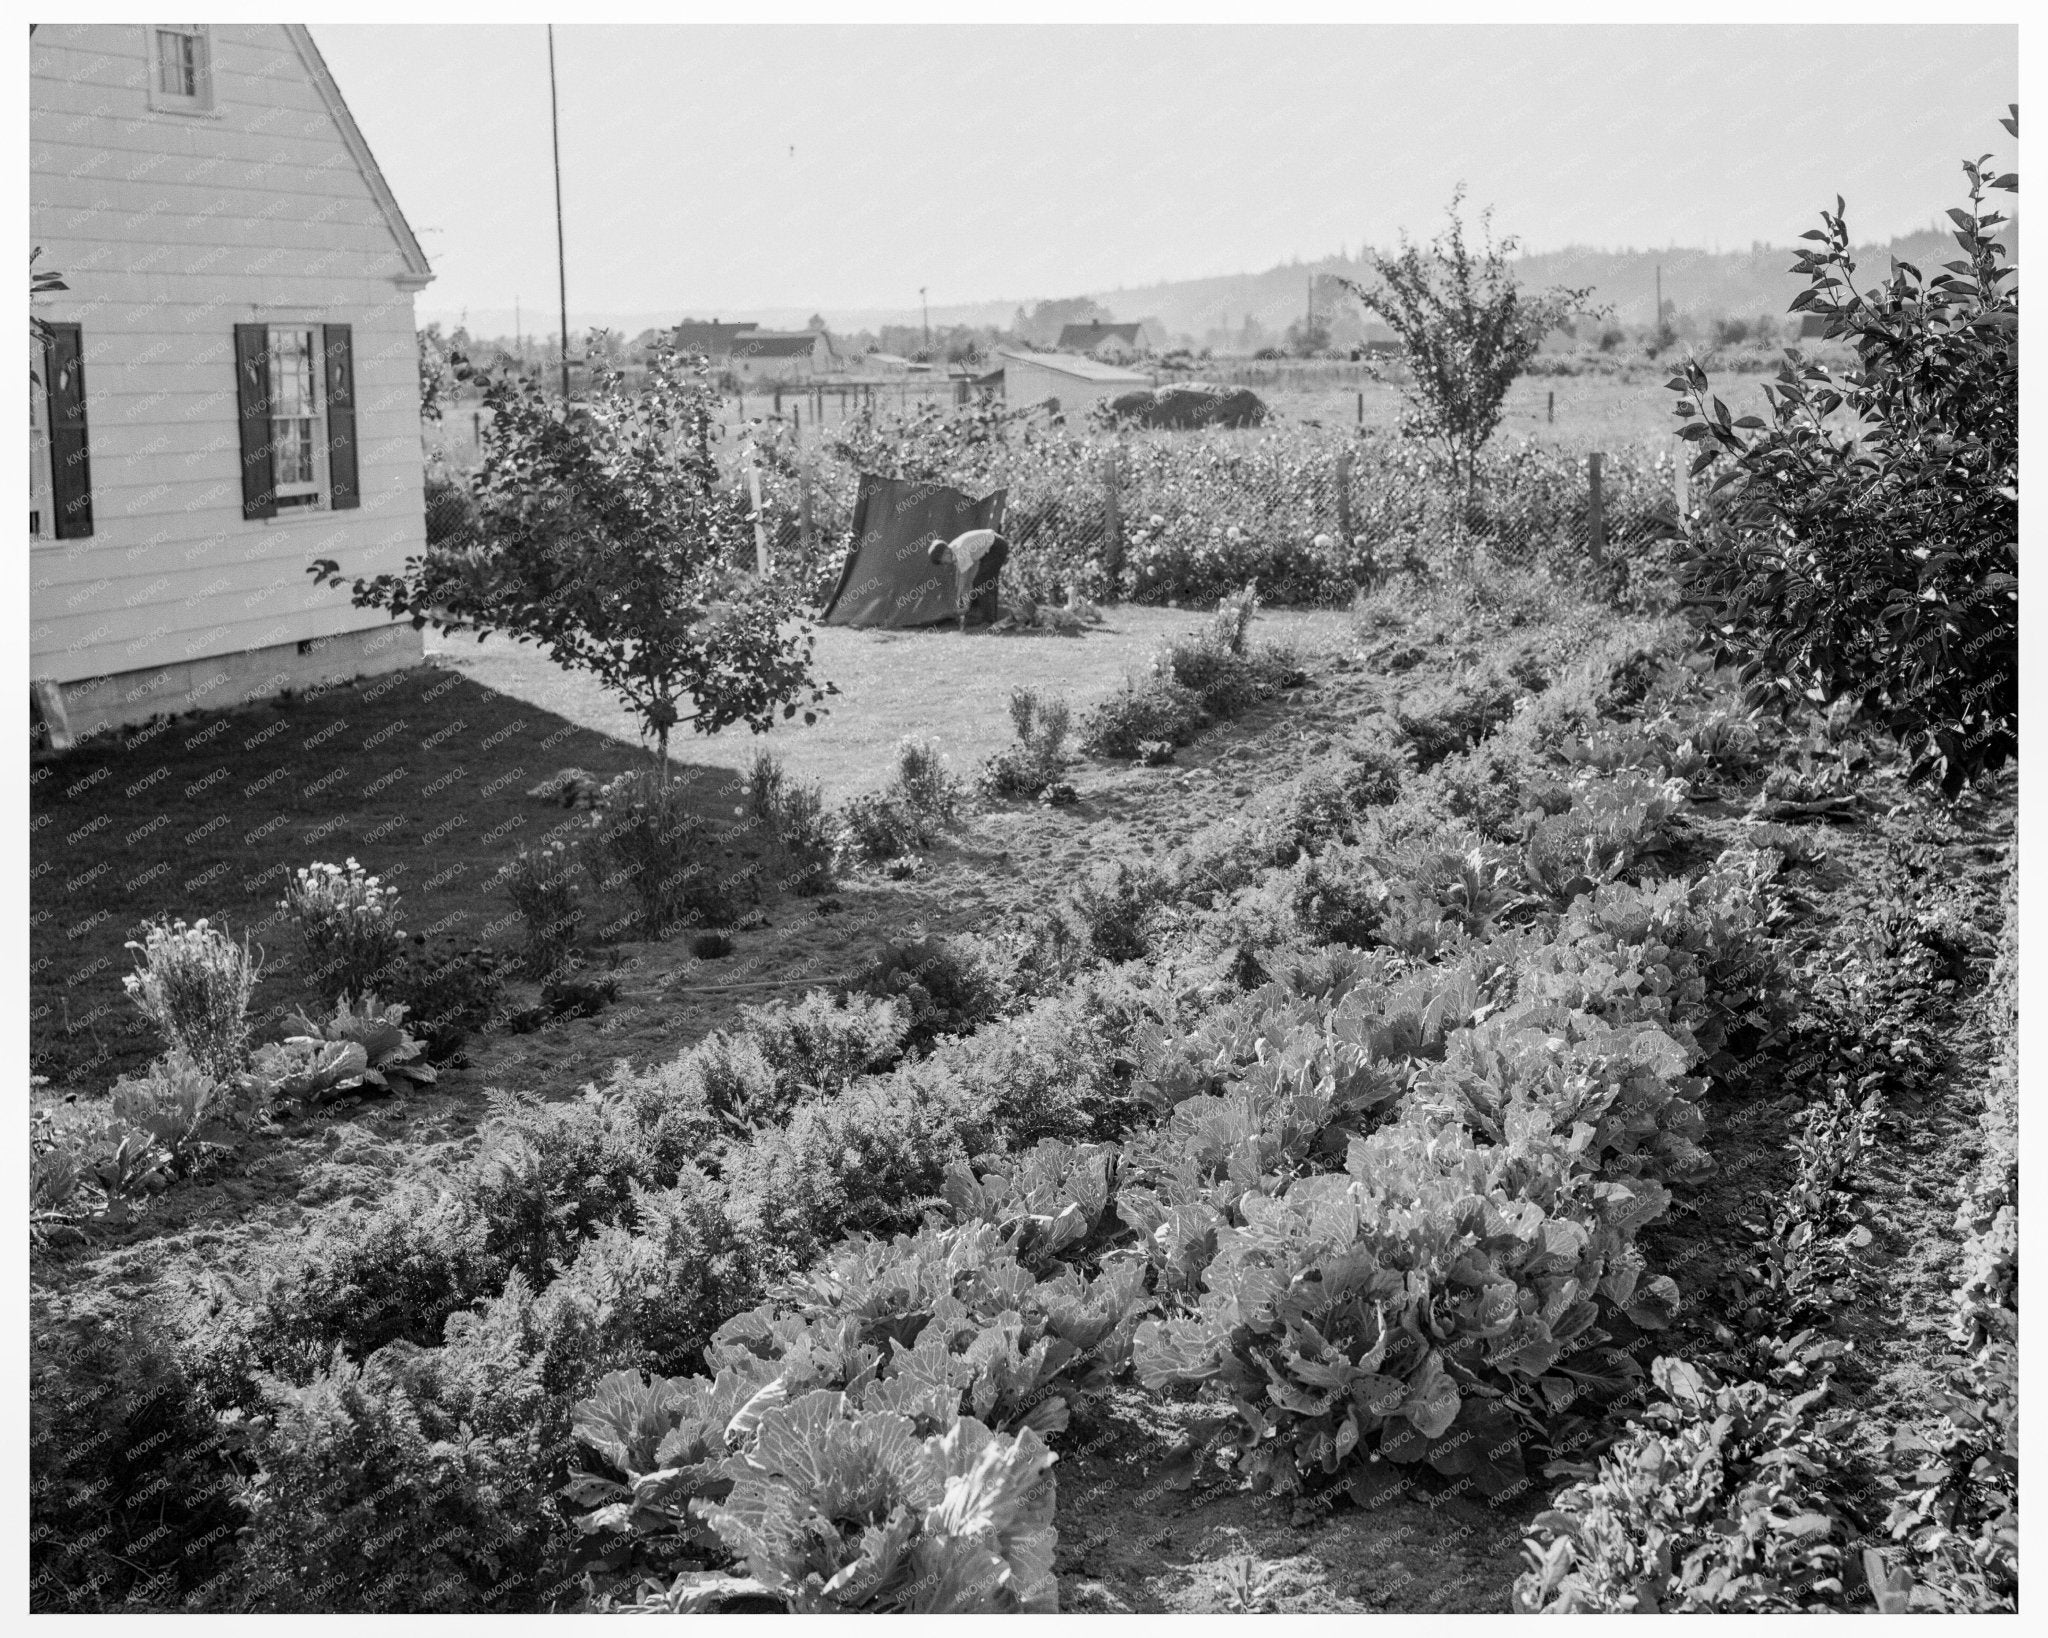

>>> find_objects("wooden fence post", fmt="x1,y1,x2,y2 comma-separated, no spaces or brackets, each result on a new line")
1356,390,1364,425
747,452,769,576
1336,448,1355,543
1103,443,1123,585
1587,451,1607,566
773,386,782,417
1547,390,1555,425
798,459,815,582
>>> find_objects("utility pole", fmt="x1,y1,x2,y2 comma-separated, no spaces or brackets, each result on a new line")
548,25,570,403
920,286,929,350
1655,263,1663,331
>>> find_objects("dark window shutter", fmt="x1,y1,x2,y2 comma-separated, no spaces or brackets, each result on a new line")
44,324,93,540
323,323,359,511
235,323,276,520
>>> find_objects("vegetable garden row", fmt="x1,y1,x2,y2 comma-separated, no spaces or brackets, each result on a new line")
31,569,2014,1611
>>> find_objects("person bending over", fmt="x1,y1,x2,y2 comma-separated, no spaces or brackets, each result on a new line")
929,528,1010,632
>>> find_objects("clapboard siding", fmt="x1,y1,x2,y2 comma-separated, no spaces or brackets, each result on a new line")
31,23,433,692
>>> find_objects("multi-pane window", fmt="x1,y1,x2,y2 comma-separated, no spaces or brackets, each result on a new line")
268,327,326,507
147,25,212,113
156,28,199,96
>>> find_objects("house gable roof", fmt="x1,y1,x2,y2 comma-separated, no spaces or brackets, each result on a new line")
994,348,1150,383
1057,321,1142,349
287,26,433,285
733,330,826,359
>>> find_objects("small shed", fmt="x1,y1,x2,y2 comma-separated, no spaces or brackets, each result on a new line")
992,349,1152,417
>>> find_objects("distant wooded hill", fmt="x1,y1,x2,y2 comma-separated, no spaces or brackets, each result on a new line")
423,216,2015,350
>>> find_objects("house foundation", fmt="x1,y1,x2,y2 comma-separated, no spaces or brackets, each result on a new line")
49,623,424,744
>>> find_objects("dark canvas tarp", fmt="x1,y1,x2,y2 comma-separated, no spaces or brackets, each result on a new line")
821,473,1009,628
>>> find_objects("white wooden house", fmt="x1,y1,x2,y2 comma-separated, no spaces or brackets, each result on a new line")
29,23,434,740
726,330,838,383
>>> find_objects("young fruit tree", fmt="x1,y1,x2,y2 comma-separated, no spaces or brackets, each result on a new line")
1668,107,2017,795
1339,187,1597,512
311,338,835,782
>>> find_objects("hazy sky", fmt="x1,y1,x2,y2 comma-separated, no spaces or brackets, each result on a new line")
310,23,2018,325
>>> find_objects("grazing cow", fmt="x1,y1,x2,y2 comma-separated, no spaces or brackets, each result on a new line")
928,528,1010,631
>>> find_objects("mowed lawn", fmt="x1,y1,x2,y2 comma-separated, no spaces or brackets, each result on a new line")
30,603,1357,1091
427,603,1361,803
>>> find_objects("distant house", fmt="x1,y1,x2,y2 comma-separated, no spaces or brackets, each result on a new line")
858,352,929,376
991,349,1153,416
1057,321,1144,360
1132,317,1174,353
728,330,837,383
1355,323,1402,359
30,23,434,741
672,318,762,359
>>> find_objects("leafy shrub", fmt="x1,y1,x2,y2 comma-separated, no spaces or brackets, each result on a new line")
378,941,504,1065
1064,858,1176,963
237,1274,569,1613
837,791,921,865
30,1293,247,1611
854,937,1000,1051
121,916,261,1086
1263,745,1408,859
541,966,618,1020
739,990,910,1095
890,736,962,827
674,993,908,1138
837,741,965,866
1155,585,1302,718
1426,741,1547,839
1669,114,2016,792
1283,843,1391,948
980,687,1072,798
719,1066,985,1274
280,859,405,1003
747,751,833,894
587,771,736,934
1393,671,1520,769
498,838,581,977
1077,674,1208,759
1515,1355,1863,1612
